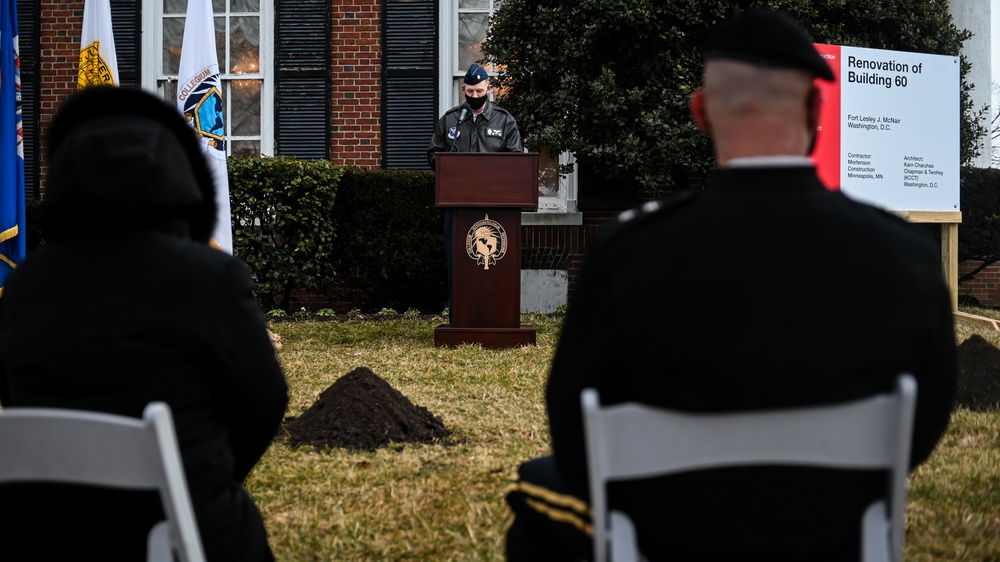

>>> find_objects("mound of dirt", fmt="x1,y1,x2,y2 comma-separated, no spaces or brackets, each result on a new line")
282,366,450,451
956,334,1000,412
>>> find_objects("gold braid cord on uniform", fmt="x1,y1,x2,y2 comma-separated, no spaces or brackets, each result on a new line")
504,478,594,536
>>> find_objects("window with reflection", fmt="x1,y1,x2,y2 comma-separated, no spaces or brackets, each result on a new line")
157,0,265,158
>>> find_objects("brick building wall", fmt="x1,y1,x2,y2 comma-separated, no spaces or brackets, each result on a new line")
520,211,619,303
958,260,1000,307
330,0,382,167
37,2,84,195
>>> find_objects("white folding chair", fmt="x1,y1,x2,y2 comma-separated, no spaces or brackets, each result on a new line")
0,402,206,562
582,374,917,562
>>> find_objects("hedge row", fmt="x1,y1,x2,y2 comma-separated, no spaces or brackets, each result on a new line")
229,157,446,313
24,157,447,314
23,162,1000,310
954,166,1000,282
328,166,447,313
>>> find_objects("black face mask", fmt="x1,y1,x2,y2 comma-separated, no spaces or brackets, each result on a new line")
466,95,488,111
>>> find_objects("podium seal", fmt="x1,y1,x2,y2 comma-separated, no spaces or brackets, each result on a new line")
466,214,507,270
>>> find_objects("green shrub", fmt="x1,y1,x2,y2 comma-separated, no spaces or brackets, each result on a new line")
958,166,1000,282
330,167,447,313
230,157,343,311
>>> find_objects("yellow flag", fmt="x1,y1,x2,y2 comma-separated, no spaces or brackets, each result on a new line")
78,0,119,89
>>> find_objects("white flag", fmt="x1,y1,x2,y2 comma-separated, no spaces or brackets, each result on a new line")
177,0,233,254
78,0,119,88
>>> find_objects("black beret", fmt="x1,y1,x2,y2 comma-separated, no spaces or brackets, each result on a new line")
704,9,834,82
464,63,488,85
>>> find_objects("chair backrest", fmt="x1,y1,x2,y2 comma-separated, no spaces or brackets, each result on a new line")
582,374,917,562
0,402,206,562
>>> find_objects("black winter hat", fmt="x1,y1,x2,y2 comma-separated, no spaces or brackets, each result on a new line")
703,8,835,81
44,86,218,244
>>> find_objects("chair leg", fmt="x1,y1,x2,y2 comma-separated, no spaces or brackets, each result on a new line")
861,500,892,562
147,521,174,562
609,511,640,562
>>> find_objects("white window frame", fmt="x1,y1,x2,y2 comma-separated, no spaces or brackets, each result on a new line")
437,0,580,224
141,0,275,157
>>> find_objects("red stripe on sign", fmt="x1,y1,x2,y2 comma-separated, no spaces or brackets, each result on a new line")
811,43,842,191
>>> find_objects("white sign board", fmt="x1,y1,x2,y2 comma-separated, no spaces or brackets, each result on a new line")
812,44,960,213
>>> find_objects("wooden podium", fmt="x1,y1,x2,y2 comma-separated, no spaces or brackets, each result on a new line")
434,152,539,349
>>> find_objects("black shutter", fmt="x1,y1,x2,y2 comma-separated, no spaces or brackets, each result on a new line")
15,0,37,198
110,0,140,88
275,0,330,160
382,0,436,170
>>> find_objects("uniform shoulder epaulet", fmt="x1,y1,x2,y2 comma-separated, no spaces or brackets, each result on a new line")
615,190,697,225
600,190,699,240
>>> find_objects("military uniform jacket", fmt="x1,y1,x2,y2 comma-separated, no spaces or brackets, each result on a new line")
546,165,957,561
427,101,522,168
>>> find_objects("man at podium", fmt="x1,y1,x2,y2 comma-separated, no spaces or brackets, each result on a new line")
427,63,523,316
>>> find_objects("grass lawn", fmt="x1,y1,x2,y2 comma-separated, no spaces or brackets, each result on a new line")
253,310,1000,561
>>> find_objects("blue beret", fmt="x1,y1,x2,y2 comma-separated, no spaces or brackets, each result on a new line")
704,9,834,82
464,63,488,85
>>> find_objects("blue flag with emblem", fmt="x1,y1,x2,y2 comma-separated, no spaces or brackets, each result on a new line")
177,0,232,254
0,0,25,296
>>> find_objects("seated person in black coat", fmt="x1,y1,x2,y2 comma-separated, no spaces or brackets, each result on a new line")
504,9,957,562
0,86,289,562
